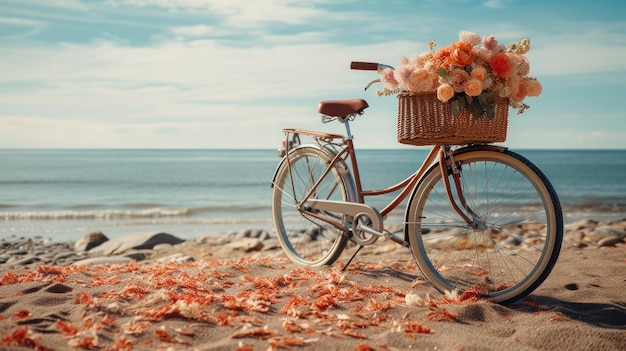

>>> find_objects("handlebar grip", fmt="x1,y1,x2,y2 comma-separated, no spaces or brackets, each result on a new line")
350,61,379,71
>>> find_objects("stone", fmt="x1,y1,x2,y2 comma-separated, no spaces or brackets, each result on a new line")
124,252,148,261
4,254,41,267
261,238,282,251
4,249,28,256
88,232,184,256
152,243,173,251
597,236,623,247
227,238,264,253
155,253,195,264
72,256,133,266
587,227,626,247
230,228,271,240
74,232,109,252
53,251,77,262
565,219,598,231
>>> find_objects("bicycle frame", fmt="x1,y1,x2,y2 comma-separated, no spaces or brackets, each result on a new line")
278,117,496,246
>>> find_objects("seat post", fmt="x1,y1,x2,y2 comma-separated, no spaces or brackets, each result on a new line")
343,119,354,140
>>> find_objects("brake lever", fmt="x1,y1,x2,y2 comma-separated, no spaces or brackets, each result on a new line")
364,79,381,91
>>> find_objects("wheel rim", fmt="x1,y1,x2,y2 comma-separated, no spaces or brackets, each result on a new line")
272,148,350,266
408,150,562,303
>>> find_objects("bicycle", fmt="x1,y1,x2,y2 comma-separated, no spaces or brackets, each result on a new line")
270,61,563,304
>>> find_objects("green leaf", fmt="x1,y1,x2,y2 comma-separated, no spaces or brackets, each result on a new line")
457,94,466,110
467,100,482,118
477,94,487,106
451,99,460,115
438,69,448,77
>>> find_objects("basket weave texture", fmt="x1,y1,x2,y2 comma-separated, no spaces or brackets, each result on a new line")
397,93,509,146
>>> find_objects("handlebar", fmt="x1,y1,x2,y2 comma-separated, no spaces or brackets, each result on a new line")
350,61,379,71
350,61,395,71
350,62,395,91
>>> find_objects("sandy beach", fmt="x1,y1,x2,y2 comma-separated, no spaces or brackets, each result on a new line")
0,219,625,351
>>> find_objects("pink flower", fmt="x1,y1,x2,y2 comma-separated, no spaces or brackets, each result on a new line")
473,47,492,62
525,78,542,97
408,54,420,67
437,83,455,102
450,69,470,93
482,35,498,51
394,65,413,85
464,78,483,96
381,68,398,87
409,69,434,93
508,77,527,102
417,52,433,68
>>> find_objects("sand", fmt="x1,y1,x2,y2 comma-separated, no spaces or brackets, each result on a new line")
0,233,625,350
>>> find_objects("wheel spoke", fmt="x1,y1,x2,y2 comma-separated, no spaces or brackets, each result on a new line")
272,147,350,266
407,149,562,304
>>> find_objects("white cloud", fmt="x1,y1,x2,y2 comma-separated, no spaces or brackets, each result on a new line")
483,0,509,9
171,25,215,37
4,0,88,10
507,127,626,150
530,33,626,76
0,16,46,39
108,0,334,26
0,36,414,148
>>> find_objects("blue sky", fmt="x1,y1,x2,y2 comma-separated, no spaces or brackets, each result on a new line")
1,0,625,149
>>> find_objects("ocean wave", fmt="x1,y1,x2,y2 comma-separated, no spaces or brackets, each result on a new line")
0,208,191,220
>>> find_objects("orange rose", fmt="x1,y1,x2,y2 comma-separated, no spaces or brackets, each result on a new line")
448,41,474,67
470,66,487,81
525,78,542,97
464,79,483,97
437,84,455,103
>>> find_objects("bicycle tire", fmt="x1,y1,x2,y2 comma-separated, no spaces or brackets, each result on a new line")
272,146,353,266
405,148,563,304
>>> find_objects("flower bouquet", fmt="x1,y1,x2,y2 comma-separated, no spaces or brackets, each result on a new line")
379,31,541,145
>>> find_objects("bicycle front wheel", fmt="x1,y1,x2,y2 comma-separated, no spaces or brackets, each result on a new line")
406,148,563,304
272,146,353,266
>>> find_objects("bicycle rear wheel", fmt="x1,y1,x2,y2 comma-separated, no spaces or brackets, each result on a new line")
272,146,353,266
405,148,562,304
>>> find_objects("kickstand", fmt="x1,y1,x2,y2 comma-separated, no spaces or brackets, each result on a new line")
342,245,364,272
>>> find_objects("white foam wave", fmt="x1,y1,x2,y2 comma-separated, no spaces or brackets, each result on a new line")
0,208,190,220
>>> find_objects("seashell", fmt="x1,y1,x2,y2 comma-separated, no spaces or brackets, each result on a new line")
459,30,481,46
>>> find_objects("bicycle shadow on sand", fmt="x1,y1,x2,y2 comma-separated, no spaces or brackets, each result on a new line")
511,296,626,330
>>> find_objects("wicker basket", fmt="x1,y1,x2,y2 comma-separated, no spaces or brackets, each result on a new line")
397,93,509,146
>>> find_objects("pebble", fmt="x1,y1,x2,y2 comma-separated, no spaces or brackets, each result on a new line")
72,256,133,266
0,219,624,271
74,231,109,252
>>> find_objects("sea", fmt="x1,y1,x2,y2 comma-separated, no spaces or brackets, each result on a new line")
1,149,625,243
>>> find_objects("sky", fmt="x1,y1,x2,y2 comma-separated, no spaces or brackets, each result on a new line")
1,0,625,149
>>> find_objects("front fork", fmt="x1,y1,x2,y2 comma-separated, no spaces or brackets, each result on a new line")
438,146,486,230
